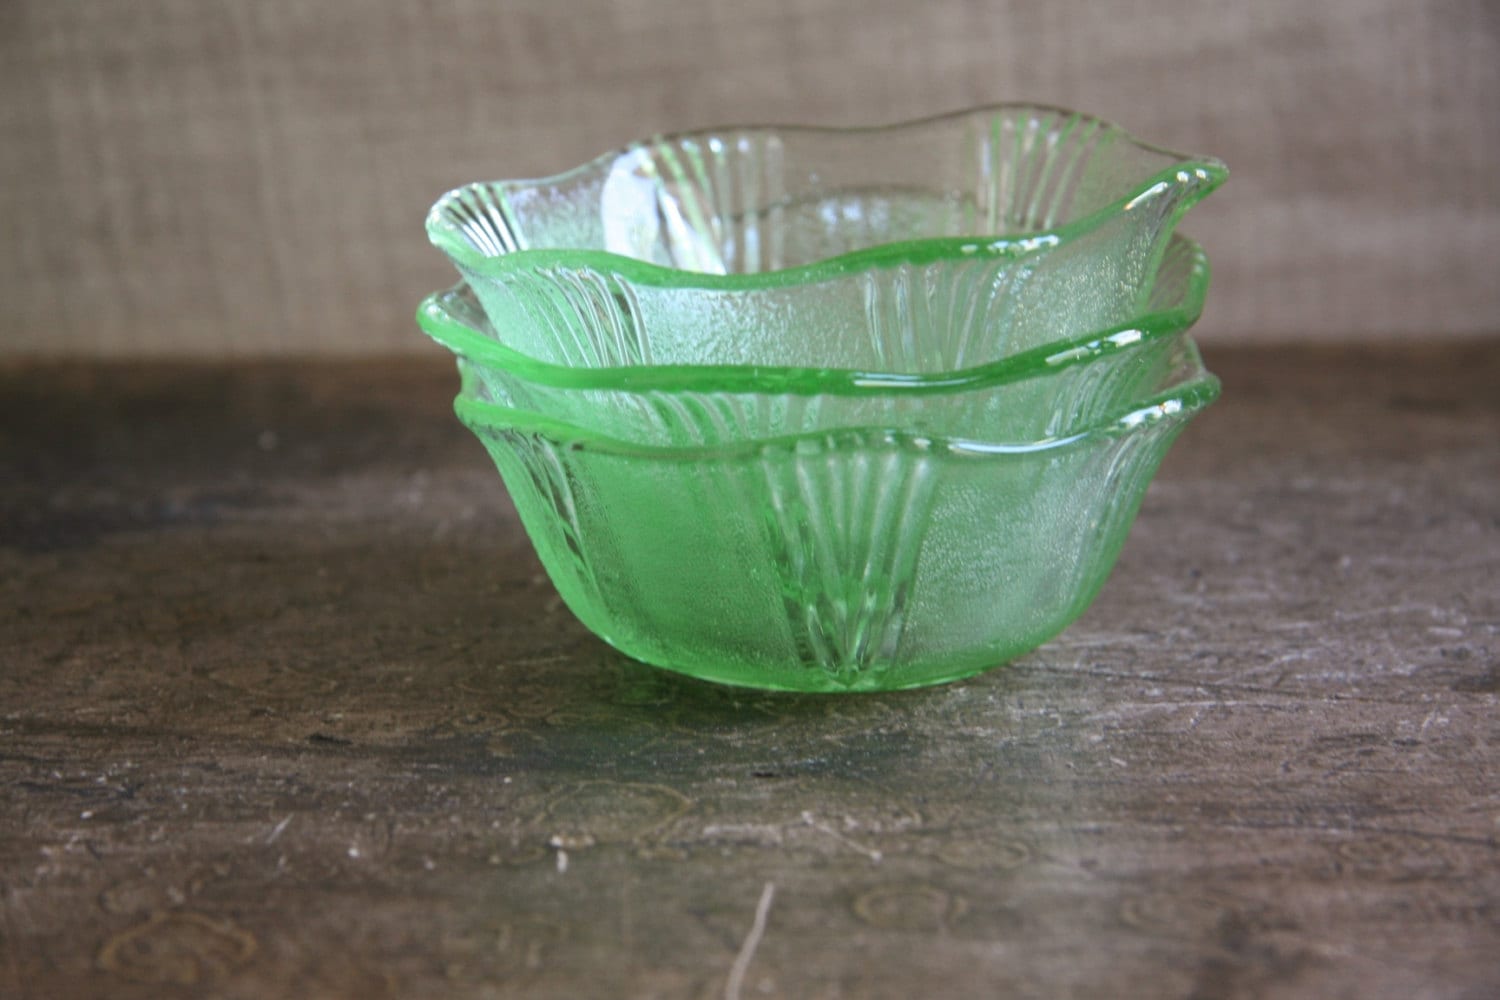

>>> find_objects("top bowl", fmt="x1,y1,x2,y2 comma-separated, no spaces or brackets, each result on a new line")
428,104,1226,372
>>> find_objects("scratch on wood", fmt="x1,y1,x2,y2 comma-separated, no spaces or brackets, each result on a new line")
1015,663,1426,706
801,812,882,864
724,882,775,1000
265,814,292,844
1129,815,1498,850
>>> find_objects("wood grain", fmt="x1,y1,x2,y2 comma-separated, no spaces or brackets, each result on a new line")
1,342,1497,997
1,0,1497,356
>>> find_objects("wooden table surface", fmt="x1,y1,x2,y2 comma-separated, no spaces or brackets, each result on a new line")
2,343,1497,999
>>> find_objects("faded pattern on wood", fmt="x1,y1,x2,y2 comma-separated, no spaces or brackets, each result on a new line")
0,344,1497,997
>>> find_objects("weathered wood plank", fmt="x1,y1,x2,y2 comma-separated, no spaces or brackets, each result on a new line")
0,343,1497,998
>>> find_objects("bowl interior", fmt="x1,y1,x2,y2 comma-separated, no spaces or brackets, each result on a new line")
430,104,1226,278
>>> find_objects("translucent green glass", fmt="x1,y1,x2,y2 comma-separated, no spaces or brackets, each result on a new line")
421,105,1225,692
423,236,1209,447
427,105,1226,372
456,364,1217,693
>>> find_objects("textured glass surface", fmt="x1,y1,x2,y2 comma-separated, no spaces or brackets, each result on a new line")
454,352,1219,693
419,104,1227,692
427,105,1225,372
424,237,1208,447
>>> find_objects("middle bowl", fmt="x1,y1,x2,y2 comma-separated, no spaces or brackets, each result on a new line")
421,236,1211,448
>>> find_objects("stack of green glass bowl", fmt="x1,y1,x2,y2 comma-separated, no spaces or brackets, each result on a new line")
418,104,1227,693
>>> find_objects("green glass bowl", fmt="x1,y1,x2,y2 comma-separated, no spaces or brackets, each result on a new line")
424,236,1209,447
453,351,1219,693
427,104,1225,373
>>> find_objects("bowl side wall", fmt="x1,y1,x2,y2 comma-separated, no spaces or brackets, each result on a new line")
469,410,1197,692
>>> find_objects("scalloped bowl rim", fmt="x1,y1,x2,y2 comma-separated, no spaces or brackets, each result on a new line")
427,102,1228,289
453,373,1221,461
420,236,1210,396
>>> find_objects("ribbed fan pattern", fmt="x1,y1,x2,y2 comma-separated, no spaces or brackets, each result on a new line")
758,438,939,683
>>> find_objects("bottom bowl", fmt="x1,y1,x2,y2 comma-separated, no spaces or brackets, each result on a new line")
453,362,1218,693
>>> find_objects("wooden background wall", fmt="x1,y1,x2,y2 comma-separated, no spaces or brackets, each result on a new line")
3,0,1497,356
